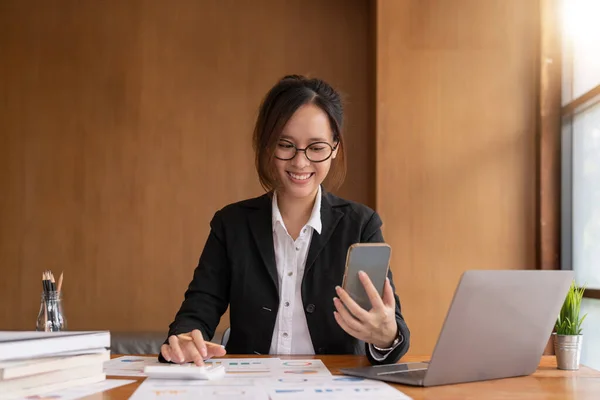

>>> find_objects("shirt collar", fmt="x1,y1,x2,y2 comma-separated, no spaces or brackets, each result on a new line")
272,185,322,235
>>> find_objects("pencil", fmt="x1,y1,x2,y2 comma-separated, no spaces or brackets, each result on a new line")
57,272,64,293
50,272,56,292
43,302,48,332
177,333,224,347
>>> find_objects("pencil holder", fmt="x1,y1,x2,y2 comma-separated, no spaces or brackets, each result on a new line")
36,291,67,332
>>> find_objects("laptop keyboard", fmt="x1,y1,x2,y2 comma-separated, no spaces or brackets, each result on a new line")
376,367,427,385
378,368,427,379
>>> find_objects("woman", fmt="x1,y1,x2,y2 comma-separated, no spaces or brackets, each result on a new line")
160,75,410,366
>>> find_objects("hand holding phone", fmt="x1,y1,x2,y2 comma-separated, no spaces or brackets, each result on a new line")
334,243,399,349
341,243,391,310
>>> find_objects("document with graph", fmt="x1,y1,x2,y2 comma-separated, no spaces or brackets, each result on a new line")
129,375,411,400
265,376,412,399
203,358,331,378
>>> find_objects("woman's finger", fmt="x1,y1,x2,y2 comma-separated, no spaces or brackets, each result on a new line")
168,335,184,363
183,340,204,366
333,297,365,334
177,331,226,361
333,311,363,340
382,278,396,308
335,286,370,320
160,344,172,362
207,343,227,359
358,271,385,310
191,329,208,359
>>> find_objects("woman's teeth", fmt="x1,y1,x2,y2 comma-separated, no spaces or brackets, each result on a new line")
288,172,313,180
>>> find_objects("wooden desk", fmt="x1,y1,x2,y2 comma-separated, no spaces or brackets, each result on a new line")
98,354,600,399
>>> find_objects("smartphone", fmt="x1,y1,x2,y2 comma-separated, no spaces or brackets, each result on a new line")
341,243,392,311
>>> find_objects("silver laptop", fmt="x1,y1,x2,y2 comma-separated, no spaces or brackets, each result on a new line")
340,270,574,387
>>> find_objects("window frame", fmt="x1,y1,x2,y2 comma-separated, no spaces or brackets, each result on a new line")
559,16,600,298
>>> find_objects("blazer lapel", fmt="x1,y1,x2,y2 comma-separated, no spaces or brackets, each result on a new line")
304,191,344,275
248,194,279,293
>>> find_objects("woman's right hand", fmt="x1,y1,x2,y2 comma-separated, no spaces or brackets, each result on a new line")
160,329,227,366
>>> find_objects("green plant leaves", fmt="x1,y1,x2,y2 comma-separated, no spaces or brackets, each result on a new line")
555,280,588,335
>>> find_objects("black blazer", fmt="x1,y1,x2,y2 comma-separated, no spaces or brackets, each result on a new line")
161,189,410,365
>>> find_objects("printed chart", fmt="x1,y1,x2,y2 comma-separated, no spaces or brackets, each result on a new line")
103,356,162,377
128,378,270,400
129,375,411,400
127,360,412,400
276,360,331,377
266,376,413,400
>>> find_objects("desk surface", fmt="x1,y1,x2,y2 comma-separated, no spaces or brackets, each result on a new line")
97,354,600,399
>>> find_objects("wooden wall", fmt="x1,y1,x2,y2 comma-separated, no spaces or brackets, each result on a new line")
376,0,540,355
1,0,542,357
0,0,373,332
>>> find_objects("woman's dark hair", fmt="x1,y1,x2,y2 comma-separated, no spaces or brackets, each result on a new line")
252,75,347,192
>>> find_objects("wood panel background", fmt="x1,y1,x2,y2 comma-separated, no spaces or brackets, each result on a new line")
1,0,543,357
376,0,540,355
0,0,373,333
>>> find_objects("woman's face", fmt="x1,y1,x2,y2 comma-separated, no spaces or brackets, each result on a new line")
273,103,338,200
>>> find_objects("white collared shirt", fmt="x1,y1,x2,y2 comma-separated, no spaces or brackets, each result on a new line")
269,186,322,355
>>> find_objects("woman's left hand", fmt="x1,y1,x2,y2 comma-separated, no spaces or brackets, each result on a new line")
333,271,398,349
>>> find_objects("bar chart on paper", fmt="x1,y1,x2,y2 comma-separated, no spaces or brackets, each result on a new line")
266,376,412,399
203,358,331,378
104,356,162,377
127,359,412,400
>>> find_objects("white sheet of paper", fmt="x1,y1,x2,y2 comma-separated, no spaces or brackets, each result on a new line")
104,356,162,377
202,358,331,378
203,358,282,378
129,375,411,400
129,378,269,400
104,356,289,378
265,376,412,399
14,379,136,400
104,356,332,380
273,359,332,377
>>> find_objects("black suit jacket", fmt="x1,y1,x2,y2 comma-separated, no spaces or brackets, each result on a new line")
161,190,410,365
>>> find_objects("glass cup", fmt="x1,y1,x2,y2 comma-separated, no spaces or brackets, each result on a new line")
36,291,67,332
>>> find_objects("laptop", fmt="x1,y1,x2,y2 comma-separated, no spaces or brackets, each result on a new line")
340,270,574,387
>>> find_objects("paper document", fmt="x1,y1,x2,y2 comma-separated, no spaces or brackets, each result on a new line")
272,359,331,377
202,358,331,378
265,376,413,399
129,378,269,400
204,358,281,377
14,379,135,400
104,356,162,377
129,375,411,400
104,357,328,379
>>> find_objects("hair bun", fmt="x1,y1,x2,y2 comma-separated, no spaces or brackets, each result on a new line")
280,74,306,82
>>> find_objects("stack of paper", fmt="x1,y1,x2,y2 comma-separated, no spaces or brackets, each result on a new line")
127,373,412,400
111,356,412,400
0,331,111,399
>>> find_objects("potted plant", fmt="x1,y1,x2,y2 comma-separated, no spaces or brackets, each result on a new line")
553,280,587,370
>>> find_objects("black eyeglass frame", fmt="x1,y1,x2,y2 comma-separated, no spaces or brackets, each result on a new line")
274,138,339,163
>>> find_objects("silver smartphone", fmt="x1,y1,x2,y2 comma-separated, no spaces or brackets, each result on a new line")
341,243,392,311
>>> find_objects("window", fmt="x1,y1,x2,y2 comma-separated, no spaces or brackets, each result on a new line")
561,0,600,372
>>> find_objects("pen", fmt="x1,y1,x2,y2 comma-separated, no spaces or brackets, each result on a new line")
177,333,225,347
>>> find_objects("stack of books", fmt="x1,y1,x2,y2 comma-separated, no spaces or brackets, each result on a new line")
0,331,111,399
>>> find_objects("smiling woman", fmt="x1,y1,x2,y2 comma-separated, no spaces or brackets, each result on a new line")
159,75,410,367
253,75,347,198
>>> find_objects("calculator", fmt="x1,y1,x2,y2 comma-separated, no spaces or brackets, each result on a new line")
144,363,226,380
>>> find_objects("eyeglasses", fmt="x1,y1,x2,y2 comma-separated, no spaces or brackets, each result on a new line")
274,139,338,163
